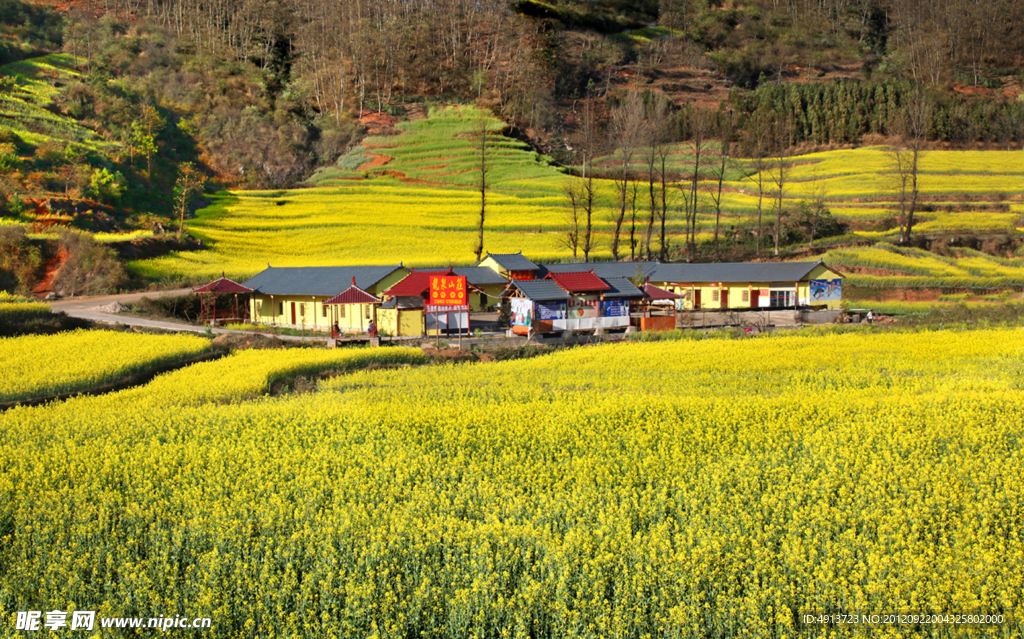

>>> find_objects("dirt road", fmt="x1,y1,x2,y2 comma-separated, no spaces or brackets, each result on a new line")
49,289,318,341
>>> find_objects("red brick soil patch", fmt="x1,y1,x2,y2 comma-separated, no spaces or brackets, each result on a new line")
32,245,68,298
359,112,400,135
356,153,392,172
378,170,449,186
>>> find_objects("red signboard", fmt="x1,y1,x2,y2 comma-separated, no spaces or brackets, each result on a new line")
429,275,468,308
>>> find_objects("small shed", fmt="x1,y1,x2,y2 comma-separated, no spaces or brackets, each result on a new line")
477,252,540,281
546,270,612,331
192,275,253,324
599,277,645,330
504,279,571,335
639,281,682,332
377,297,425,338
323,278,382,335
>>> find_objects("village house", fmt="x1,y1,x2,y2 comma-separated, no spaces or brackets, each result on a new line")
242,265,408,331
540,260,844,311
649,261,845,311
477,252,540,281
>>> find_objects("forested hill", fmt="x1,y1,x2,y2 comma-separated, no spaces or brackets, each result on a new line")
0,0,1022,239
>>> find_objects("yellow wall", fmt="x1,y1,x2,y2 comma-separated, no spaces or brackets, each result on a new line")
665,283,799,311
250,295,379,330
378,308,424,336
477,256,504,277
474,284,506,311
251,295,332,329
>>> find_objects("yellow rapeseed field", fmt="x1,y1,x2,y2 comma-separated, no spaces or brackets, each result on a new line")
129,108,1024,283
0,300,51,324
0,329,211,403
1,329,1022,637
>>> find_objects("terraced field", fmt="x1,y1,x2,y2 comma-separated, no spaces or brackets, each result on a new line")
129,105,1024,283
0,54,110,151
822,243,1024,289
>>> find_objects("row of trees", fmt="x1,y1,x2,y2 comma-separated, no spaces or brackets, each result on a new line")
559,84,936,262
732,80,1024,147
560,92,800,263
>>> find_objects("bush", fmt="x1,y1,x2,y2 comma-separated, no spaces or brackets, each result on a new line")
131,293,202,322
0,225,42,294
87,167,126,203
52,230,127,296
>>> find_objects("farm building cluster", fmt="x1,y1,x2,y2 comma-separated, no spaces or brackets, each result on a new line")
193,254,845,337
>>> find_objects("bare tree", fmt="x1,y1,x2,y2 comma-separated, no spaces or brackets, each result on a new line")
628,177,641,260
472,114,488,261
794,179,831,248
765,113,792,256
643,93,671,261
743,112,771,256
560,177,582,259
573,93,601,262
707,109,733,255
887,85,930,245
174,162,206,241
682,106,714,261
610,91,645,261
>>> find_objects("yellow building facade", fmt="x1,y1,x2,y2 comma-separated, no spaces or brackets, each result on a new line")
654,261,845,311
243,265,408,331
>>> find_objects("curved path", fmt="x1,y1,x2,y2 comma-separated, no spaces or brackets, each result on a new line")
50,290,319,342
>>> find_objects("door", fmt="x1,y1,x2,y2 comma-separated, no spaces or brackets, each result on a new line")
750,289,760,308
290,302,296,325
693,290,701,309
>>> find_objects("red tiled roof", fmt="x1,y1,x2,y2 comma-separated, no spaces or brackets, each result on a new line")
324,285,381,305
643,283,682,300
547,270,610,293
383,268,454,297
192,277,253,294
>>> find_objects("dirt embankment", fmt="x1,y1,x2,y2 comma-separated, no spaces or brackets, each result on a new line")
31,245,68,298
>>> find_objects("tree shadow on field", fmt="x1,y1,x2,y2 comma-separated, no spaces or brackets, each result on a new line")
184,191,241,245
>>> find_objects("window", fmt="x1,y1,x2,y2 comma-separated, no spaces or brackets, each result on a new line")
322,305,328,318
339,305,346,319
712,290,719,302
742,290,749,302
685,291,693,302
365,305,371,319
769,290,794,307
278,302,284,315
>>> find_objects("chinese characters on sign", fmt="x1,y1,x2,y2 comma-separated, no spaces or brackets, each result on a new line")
428,275,468,309
16,611,95,631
